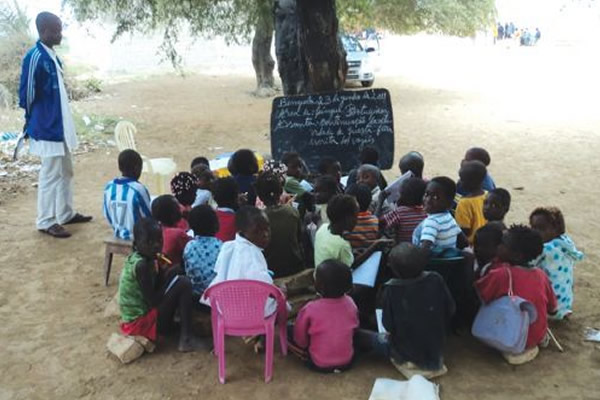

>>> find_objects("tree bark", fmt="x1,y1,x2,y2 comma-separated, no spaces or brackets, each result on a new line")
296,0,346,93
252,8,276,97
274,0,346,95
274,0,305,95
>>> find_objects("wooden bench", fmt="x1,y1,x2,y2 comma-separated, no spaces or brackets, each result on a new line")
103,236,133,286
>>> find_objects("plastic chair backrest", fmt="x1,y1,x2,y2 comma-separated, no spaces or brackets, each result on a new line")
205,280,284,329
114,121,138,152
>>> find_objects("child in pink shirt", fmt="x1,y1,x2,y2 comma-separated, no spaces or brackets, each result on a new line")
151,195,191,266
291,259,359,372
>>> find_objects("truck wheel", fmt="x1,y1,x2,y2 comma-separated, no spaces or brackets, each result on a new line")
361,80,374,88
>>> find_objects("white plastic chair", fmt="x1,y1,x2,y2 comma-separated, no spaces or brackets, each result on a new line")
114,121,177,195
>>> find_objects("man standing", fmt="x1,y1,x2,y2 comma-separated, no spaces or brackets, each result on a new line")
19,12,92,238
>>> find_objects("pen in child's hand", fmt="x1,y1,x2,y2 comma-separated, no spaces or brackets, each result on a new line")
157,253,172,265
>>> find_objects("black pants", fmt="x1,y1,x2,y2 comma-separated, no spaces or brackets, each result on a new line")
157,274,194,338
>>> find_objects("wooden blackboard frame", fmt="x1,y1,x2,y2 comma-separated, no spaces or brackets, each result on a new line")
270,89,395,174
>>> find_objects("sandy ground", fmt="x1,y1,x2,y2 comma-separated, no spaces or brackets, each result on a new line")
1,42,600,399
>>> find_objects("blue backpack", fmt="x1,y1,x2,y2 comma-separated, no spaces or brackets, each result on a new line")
472,268,538,354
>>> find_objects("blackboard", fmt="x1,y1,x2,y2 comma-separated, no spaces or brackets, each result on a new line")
270,89,395,173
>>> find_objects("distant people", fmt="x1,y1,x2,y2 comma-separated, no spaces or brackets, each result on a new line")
19,12,92,238
535,28,541,42
497,23,505,40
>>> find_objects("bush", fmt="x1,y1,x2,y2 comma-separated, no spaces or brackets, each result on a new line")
0,1,33,108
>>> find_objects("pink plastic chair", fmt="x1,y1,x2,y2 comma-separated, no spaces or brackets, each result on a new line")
204,280,288,383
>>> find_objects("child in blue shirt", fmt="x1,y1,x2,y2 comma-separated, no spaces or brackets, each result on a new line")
183,205,222,297
103,149,152,240
530,207,584,320
413,177,468,255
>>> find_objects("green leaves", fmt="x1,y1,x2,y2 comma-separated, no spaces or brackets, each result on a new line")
338,0,496,37
0,0,33,106
64,0,496,69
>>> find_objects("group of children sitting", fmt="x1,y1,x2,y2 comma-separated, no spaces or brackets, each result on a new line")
103,145,584,376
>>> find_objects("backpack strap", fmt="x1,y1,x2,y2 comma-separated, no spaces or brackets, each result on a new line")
506,267,514,297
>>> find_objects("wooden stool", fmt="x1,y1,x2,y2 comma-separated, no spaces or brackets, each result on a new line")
103,236,133,286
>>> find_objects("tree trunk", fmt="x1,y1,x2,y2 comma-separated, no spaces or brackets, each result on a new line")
252,8,276,97
274,0,346,95
274,0,305,95
296,0,346,93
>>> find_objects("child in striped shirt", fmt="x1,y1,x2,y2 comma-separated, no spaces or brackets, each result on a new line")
103,149,152,240
344,184,380,256
413,177,468,255
381,177,427,243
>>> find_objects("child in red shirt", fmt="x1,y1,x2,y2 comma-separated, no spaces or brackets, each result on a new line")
475,224,557,363
212,177,239,242
290,259,359,372
151,195,191,266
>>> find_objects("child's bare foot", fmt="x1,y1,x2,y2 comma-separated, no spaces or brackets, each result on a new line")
254,339,265,353
178,336,210,352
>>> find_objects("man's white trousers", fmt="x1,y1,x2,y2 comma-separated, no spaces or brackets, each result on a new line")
36,149,75,229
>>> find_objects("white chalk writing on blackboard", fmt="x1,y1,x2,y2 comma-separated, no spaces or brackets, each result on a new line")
271,89,395,172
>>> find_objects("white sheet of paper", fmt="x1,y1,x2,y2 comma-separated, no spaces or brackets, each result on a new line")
584,327,600,342
384,171,414,205
369,376,440,400
341,175,349,187
352,251,382,287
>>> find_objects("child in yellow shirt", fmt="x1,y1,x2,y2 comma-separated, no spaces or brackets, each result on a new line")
455,160,487,244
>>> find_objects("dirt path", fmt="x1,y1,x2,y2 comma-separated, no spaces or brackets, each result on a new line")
0,72,599,399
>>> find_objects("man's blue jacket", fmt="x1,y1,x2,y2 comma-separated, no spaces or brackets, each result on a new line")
19,40,64,142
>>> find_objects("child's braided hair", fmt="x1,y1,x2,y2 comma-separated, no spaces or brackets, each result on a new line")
529,207,566,235
256,171,283,206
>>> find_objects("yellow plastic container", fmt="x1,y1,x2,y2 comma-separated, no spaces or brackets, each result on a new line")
211,152,264,178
